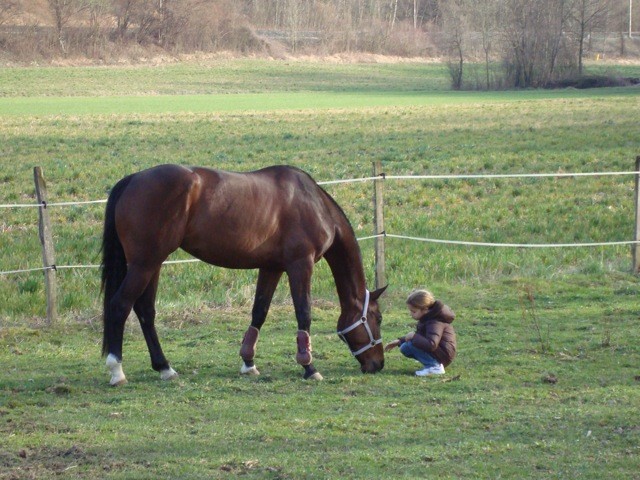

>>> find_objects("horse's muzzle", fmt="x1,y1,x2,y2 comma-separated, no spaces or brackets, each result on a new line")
361,359,384,374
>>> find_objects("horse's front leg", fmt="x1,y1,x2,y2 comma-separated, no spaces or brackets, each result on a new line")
296,330,323,380
287,259,323,381
240,269,283,375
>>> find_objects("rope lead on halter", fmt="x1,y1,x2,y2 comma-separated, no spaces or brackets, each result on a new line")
336,289,383,357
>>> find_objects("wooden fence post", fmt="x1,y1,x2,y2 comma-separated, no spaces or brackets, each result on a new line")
373,160,386,289
34,167,57,324
633,156,640,274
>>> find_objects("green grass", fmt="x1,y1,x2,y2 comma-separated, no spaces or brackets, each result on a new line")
0,60,452,96
1,59,639,478
2,277,639,479
2,87,639,116
0,59,637,97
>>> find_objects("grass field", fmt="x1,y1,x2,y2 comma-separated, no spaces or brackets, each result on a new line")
1,59,640,479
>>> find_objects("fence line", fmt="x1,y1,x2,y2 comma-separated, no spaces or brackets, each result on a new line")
1,170,639,209
2,169,639,276
384,233,639,248
3,232,639,277
0,234,385,275
318,176,382,185
2,163,640,322
0,266,57,276
384,171,640,180
0,199,107,208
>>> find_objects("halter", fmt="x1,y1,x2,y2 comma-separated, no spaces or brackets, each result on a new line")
336,289,382,357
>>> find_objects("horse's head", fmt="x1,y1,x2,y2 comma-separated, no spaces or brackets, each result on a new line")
337,286,387,374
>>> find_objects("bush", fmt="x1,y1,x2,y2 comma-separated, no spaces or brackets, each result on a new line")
546,75,640,89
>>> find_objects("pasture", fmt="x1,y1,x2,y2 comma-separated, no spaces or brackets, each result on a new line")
1,59,640,478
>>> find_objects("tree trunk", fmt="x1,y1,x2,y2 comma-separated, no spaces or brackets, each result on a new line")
390,0,398,30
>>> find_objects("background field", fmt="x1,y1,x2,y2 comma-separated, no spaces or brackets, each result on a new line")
1,60,640,479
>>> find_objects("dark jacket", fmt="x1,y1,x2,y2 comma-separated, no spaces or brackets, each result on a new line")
400,300,457,367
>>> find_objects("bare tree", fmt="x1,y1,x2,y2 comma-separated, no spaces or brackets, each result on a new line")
500,0,575,88
544,0,574,80
285,0,303,52
389,0,399,31
112,0,135,40
47,0,89,53
438,0,468,89
0,0,19,27
472,0,500,89
609,0,632,54
2,0,637,62
86,0,109,54
571,0,611,73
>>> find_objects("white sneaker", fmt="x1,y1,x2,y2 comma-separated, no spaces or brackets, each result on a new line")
415,364,445,376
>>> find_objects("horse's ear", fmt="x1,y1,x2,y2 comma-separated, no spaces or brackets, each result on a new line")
369,285,388,301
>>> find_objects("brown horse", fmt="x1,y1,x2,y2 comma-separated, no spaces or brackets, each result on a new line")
101,164,386,385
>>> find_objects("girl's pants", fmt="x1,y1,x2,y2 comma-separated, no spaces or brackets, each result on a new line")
400,341,440,368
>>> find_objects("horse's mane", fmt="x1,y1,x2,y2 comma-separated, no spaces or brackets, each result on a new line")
287,166,358,240
318,183,358,239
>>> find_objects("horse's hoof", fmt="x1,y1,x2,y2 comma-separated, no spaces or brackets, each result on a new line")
110,376,127,387
306,372,323,381
160,368,178,381
106,354,126,386
240,364,260,375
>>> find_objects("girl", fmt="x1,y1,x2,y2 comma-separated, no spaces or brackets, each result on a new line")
385,289,457,376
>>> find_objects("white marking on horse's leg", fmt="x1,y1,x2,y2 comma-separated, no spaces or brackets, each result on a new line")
106,353,127,386
240,363,260,375
306,372,324,381
160,367,178,381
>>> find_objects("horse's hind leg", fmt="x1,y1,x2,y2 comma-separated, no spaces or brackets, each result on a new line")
133,269,177,381
105,265,157,386
240,269,283,375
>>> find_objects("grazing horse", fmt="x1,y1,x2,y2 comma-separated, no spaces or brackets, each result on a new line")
101,164,386,385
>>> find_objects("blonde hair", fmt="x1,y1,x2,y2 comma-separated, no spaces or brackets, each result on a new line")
406,289,435,310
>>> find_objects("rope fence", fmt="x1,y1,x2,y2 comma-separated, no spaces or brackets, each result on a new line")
4,169,639,211
0,199,107,208
1,160,639,322
2,167,640,275
2,171,640,209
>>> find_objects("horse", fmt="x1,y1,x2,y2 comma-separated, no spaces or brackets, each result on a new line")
101,164,386,385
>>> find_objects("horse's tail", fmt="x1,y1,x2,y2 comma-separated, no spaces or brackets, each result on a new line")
101,174,133,357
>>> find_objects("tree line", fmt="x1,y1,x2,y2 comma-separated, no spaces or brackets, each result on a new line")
1,0,638,88
439,0,637,89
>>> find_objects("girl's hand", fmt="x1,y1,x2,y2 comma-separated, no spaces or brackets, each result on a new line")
405,331,415,340
384,340,400,352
